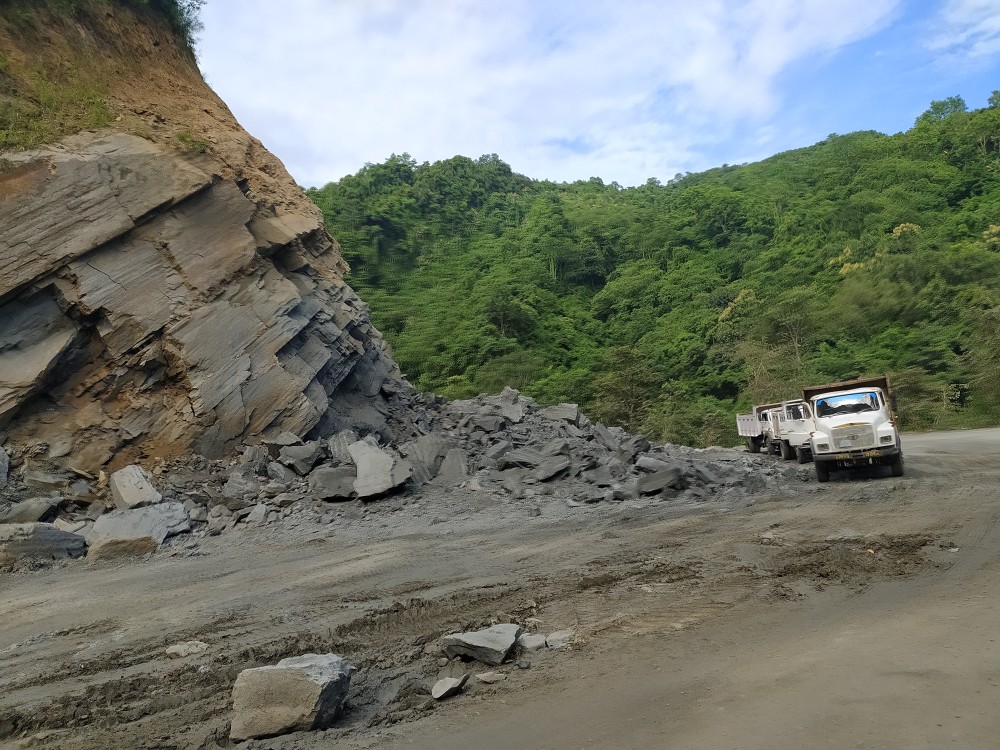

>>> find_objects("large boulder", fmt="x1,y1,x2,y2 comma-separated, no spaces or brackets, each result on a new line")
440,624,522,666
230,653,356,741
347,441,411,497
0,523,86,565
309,465,356,500
109,465,162,510
91,502,190,544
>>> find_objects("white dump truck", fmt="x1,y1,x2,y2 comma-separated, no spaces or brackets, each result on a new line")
738,400,815,461
736,402,782,454
803,376,903,482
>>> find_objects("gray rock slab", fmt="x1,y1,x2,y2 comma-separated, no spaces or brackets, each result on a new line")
432,673,469,700
230,653,356,741
485,440,513,460
616,435,652,463
496,447,544,470
278,441,323,476
440,624,522,666
348,441,412,497
326,429,359,465
532,455,572,482
222,466,259,506
539,403,580,425
109,465,162,510
401,432,452,484
476,671,507,684
0,523,86,565
546,629,575,648
635,455,678,473
91,502,190,544
266,461,297,484
592,423,621,451
244,503,268,524
22,469,70,492
468,415,506,433
541,438,571,456
517,633,547,652
637,468,683,494
309,465,356,500
582,465,614,487
435,448,469,485
239,444,270,472
499,387,525,423
0,497,58,524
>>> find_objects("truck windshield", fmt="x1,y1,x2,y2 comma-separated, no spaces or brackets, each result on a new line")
815,391,880,417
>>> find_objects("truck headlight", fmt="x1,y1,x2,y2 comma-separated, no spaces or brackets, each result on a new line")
816,442,829,451
880,435,893,444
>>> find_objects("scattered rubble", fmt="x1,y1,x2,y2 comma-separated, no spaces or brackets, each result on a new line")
0,388,807,571
230,653,356,741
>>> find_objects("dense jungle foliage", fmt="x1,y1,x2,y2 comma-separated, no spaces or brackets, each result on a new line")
308,95,1000,446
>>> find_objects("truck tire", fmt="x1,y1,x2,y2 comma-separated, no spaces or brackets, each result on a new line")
889,453,904,477
815,461,831,483
780,440,793,460
746,437,760,454
797,446,811,464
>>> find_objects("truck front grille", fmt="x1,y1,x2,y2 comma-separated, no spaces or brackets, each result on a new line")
831,424,876,450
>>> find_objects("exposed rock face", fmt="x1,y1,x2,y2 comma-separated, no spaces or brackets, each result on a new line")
0,132,407,471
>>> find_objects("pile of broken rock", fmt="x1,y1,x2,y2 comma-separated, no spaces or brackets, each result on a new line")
0,388,804,568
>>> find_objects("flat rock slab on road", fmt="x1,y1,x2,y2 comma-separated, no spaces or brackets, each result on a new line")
2,429,1000,749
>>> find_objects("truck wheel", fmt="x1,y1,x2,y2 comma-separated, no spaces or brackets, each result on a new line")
797,447,811,464
746,437,760,454
780,440,793,460
889,453,904,477
815,461,830,483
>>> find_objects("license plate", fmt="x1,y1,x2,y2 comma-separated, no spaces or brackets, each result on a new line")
840,440,853,448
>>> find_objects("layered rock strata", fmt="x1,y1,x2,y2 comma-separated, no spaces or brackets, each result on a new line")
0,132,407,470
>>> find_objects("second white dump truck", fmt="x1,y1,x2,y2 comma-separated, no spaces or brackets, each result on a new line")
737,400,815,462
803,376,903,482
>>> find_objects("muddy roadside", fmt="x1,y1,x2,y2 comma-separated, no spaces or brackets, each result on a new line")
2,429,998,749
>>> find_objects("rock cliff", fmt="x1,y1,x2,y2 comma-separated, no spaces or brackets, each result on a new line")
0,4,409,471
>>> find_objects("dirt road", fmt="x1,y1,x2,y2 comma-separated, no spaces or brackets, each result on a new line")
2,429,999,749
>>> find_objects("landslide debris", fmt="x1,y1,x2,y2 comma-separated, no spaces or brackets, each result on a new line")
0,388,806,570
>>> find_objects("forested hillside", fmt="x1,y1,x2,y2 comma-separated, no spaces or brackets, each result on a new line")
307,96,1000,446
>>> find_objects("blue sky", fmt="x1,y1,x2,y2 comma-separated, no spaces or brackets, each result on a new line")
196,0,1000,188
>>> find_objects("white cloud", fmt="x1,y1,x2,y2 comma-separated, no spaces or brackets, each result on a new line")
197,0,901,186
929,0,1000,60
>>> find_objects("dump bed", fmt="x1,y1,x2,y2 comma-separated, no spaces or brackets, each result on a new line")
802,376,890,403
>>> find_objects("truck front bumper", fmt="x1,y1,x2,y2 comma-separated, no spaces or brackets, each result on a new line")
813,445,900,466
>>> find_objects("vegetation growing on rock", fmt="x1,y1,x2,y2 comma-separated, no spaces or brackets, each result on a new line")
0,0,203,150
308,96,1000,445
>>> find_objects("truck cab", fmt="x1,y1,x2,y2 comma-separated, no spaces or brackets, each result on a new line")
776,399,815,463
805,377,903,482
